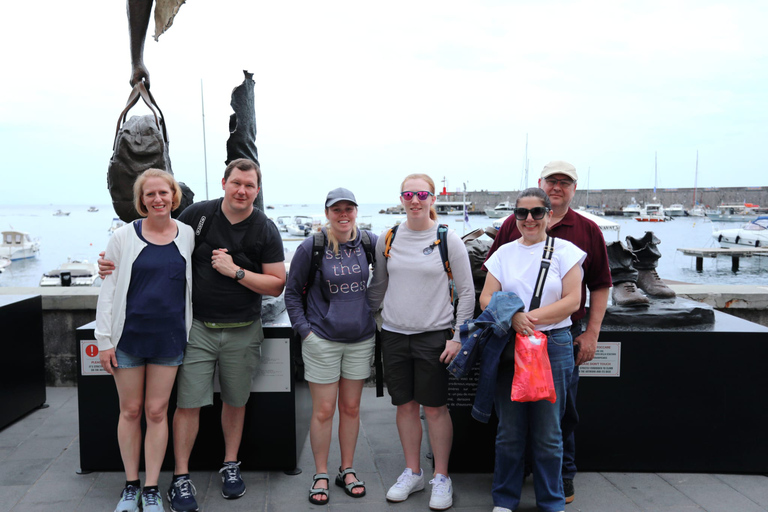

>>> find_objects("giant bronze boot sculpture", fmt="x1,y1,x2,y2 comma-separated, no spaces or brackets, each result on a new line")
607,241,650,306
626,232,676,298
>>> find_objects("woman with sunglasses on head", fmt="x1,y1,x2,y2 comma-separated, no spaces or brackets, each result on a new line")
285,188,378,506
368,174,475,511
95,169,194,512
480,187,585,512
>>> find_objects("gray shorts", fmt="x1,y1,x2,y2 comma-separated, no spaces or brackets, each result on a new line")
176,318,263,408
380,328,451,407
302,332,375,384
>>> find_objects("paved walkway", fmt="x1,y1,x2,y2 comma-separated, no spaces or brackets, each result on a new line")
1,387,767,511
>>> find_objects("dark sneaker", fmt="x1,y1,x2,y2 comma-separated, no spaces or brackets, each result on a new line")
167,476,199,512
220,461,246,499
563,478,575,504
114,484,140,512
141,488,164,512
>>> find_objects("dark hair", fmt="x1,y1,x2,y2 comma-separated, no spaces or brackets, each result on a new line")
224,158,261,187
515,187,552,210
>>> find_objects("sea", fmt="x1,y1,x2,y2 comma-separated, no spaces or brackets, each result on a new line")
1,203,766,288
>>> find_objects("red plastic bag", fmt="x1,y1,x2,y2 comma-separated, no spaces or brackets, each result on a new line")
511,330,556,403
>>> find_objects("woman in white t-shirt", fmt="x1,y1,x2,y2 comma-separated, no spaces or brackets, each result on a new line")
480,187,586,512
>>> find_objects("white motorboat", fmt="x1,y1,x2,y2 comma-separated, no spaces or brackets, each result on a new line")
707,203,759,222
635,203,668,222
0,257,10,273
689,205,707,217
53,209,70,216
1,230,40,260
39,259,100,287
108,218,125,235
87,206,99,212
286,215,323,237
622,200,643,217
275,216,292,232
484,201,514,218
712,216,768,248
358,216,373,231
434,200,472,216
666,204,685,216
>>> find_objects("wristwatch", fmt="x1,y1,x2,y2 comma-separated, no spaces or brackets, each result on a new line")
234,268,245,281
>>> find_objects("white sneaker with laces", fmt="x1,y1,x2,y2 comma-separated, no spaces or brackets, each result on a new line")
386,468,425,502
429,473,453,510
492,507,513,512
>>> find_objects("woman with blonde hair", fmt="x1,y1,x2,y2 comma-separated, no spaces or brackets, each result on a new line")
95,169,194,512
285,187,377,505
368,174,475,510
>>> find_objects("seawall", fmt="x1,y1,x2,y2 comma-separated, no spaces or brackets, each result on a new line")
1,284,767,386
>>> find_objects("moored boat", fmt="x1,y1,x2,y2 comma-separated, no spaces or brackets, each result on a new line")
0,257,10,273
87,206,99,212
666,204,685,216
707,203,759,222
53,209,70,216
39,259,100,287
712,216,768,248
1,230,40,260
622,200,642,217
108,218,125,235
484,201,514,218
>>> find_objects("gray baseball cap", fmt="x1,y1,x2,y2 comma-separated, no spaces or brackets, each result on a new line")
325,187,358,207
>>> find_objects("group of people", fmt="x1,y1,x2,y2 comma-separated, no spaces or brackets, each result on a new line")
95,160,610,512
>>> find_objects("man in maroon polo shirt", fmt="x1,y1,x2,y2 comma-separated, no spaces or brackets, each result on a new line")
484,160,611,505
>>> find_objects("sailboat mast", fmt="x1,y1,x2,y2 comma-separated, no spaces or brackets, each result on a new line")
693,150,698,207
654,151,658,195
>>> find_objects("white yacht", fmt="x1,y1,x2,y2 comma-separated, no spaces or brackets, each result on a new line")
622,200,643,217
0,257,10,273
1,230,40,260
484,201,514,218
666,204,685,217
712,216,768,248
707,204,759,222
39,259,100,287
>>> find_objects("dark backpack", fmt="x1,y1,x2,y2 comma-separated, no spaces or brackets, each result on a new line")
301,230,375,310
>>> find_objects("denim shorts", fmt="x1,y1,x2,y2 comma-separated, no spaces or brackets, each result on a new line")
115,347,184,369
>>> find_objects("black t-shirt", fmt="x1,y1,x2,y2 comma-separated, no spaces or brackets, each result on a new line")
179,199,285,323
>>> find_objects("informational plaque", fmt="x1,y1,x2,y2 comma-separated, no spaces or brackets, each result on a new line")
80,339,109,376
580,342,621,377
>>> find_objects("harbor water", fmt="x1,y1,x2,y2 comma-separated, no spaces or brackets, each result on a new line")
1,203,766,288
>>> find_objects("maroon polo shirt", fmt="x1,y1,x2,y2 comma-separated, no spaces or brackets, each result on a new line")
484,207,611,323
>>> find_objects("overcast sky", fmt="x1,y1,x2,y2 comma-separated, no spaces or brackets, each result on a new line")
1,0,766,206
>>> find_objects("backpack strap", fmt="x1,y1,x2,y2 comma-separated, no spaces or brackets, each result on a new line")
192,199,221,247
436,224,452,280
360,230,375,268
301,231,327,310
383,225,398,258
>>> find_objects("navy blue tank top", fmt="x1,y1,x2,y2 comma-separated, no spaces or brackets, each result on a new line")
118,221,187,358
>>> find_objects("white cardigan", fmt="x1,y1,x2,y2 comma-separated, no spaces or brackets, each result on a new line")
95,219,195,351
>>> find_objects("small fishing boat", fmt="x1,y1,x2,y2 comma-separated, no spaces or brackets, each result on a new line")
87,206,99,212
707,203,759,222
286,216,317,237
39,259,100,287
108,218,125,235
712,216,768,248
275,216,292,232
1,230,40,260
666,204,685,217
53,209,70,216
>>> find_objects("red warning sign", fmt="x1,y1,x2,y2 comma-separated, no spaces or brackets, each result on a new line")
81,340,108,376
85,344,98,358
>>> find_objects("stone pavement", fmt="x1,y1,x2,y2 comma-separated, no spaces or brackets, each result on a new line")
1,387,767,511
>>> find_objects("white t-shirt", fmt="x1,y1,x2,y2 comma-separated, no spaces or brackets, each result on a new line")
485,237,586,332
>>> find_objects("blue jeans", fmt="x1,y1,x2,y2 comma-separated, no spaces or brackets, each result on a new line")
492,327,574,512
561,321,584,480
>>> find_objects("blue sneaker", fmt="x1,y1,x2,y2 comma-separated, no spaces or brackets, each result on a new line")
167,476,198,512
114,484,140,512
219,461,246,499
141,488,164,512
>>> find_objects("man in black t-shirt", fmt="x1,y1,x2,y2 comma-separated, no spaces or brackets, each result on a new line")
100,158,285,511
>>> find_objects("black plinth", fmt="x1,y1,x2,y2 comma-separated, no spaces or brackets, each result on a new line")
75,310,310,472
0,295,46,430
447,299,768,474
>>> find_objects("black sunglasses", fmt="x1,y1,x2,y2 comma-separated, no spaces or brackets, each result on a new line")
514,207,550,220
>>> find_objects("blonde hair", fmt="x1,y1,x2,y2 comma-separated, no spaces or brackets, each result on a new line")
133,169,182,216
400,173,438,220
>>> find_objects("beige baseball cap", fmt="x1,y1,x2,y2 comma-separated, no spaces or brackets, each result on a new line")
540,161,578,181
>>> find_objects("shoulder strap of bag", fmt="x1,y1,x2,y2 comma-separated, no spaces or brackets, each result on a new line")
301,231,327,311
193,199,221,247
360,230,375,268
112,82,169,149
529,235,555,311
383,225,398,258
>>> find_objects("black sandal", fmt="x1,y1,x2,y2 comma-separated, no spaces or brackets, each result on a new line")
335,467,366,498
309,473,330,505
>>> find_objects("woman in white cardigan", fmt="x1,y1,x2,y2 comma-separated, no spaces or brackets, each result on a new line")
95,169,194,512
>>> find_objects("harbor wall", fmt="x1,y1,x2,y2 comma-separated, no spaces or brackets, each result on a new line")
443,186,767,212
1,285,767,386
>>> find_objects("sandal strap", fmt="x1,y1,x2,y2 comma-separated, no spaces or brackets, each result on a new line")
345,480,365,490
313,473,330,482
338,467,357,478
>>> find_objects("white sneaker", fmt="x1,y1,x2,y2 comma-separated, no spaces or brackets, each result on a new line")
492,507,513,512
386,468,425,502
429,474,453,510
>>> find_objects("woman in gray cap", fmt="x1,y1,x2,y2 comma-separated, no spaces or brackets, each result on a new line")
285,187,378,505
